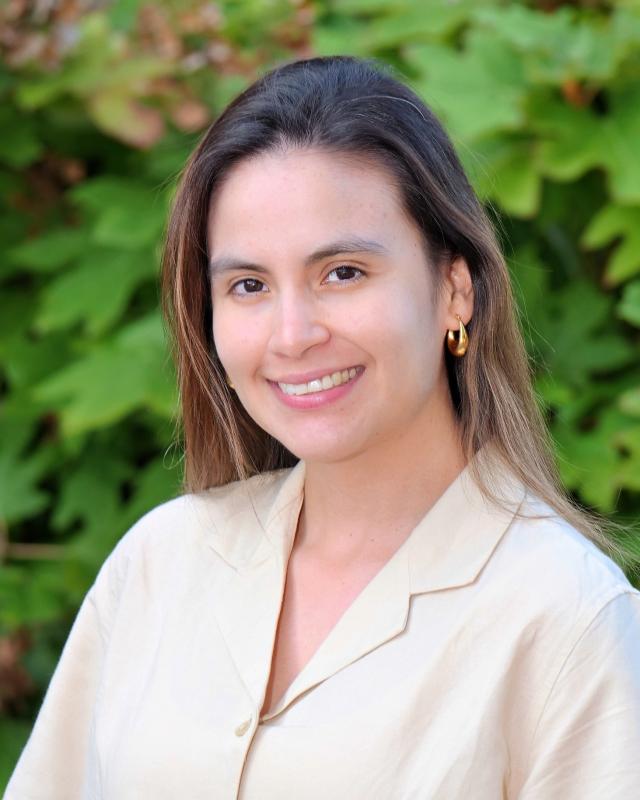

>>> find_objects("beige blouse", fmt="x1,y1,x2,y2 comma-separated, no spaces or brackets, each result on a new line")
5,462,640,799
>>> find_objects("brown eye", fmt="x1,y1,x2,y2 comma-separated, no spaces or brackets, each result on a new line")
231,278,267,295
325,265,365,284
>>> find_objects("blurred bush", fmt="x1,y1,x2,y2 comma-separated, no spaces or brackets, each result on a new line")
1,0,639,787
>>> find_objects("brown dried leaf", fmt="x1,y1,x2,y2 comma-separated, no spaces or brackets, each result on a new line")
561,79,597,108
5,30,46,66
88,88,165,149
1,0,30,24
170,98,209,132
0,629,34,715
138,3,182,60
178,3,222,34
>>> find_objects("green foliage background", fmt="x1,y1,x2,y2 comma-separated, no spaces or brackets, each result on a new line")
1,0,640,787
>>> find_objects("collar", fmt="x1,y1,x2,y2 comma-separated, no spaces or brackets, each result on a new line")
201,461,305,571
203,458,524,593
202,457,525,718
405,464,525,594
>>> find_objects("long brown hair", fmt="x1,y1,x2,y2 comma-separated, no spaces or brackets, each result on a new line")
161,55,619,557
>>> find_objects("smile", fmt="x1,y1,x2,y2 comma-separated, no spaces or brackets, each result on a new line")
277,367,359,396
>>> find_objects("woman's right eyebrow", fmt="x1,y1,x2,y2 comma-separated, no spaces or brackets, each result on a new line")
209,237,388,278
209,256,267,277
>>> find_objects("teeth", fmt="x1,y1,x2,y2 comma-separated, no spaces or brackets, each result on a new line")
278,367,359,396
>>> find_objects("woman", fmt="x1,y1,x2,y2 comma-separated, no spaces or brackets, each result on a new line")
6,56,640,799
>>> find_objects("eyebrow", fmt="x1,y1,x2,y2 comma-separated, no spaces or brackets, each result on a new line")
208,236,389,278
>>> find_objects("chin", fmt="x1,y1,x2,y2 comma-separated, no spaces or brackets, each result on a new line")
273,430,369,466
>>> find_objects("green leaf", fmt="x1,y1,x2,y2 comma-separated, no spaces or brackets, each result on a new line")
0,290,32,343
337,0,479,50
0,414,53,524
535,87,640,204
2,333,75,391
553,407,640,512
553,374,640,430
53,450,131,566
534,373,574,410
0,106,42,167
464,136,542,217
70,178,166,248
36,247,157,334
475,5,619,83
121,456,181,529
555,422,620,512
620,387,640,417
0,718,31,793
0,291,75,391
614,424,640,493
582,204,640,285
34,314,176,435
407,29,527,141
517,275,634,385
324,0,479,21
617,281,640,327
8,228,91,275
0,563,72,628
106,0,141,31
610,5,640,54
307,17,369,57
52,452,129,533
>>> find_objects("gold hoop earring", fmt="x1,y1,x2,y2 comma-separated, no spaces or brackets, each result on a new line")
447,315,469,357
225,373,235,390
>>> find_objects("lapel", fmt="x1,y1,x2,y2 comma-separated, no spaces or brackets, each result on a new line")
263,535,412,720
406,465,525,595
203,459,525,720
203,462,305,706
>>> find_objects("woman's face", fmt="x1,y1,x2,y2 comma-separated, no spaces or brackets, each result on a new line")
208,148,468,464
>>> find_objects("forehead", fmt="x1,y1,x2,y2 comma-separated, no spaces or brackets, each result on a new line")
206,148,417,257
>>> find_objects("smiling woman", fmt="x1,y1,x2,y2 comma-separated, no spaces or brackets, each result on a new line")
206,148,465,463
6,56,640,800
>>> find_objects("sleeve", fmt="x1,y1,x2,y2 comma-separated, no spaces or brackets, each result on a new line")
518,590,640,800
3,542,128,800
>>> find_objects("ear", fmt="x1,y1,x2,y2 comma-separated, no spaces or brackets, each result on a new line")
442,256,474,328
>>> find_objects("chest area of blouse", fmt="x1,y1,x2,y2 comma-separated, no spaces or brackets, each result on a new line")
92,559,543,800
260,544,396,718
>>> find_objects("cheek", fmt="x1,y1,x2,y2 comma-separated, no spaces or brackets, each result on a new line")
371,283,440,354
375,297,445,397
211,305,261,374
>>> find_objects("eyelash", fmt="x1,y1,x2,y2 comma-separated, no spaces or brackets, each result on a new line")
229,265,365,296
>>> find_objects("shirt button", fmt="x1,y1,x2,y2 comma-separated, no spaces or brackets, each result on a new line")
234,718,251,737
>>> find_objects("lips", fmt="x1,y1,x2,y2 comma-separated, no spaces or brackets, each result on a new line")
266,365,365,409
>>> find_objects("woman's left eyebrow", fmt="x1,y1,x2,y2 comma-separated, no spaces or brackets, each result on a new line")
209,237,389,277
303,237,389,266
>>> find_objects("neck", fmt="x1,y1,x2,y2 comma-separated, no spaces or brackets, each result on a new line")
298,388,467,563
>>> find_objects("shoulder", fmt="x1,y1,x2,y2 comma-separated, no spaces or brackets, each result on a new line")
122,466,295,549
489,491,638,640
503,508,640,796
90,466,298,605
479,492,640,756
508,494,631,591
121,465,296,559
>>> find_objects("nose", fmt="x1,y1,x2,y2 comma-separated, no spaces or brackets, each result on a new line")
268,289,330,359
